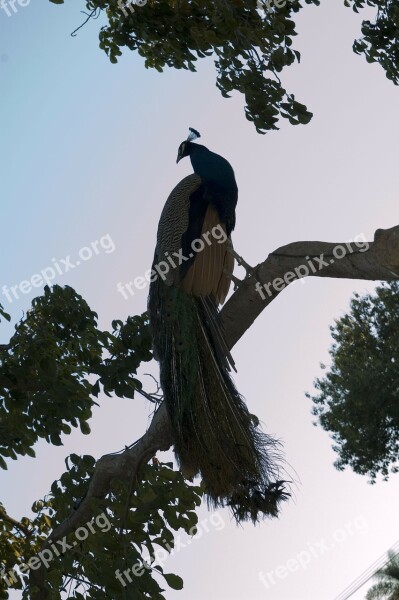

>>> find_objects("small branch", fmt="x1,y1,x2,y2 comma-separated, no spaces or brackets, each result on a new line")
136,374,163,404
0,506,32,537
136,388,163,404
71,8,101,38
143,373,162,396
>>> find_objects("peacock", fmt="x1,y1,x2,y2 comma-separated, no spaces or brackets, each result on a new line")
148,129,288,523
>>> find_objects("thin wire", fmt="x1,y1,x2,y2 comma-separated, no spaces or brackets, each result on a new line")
334,540,399,600
335,542,399,600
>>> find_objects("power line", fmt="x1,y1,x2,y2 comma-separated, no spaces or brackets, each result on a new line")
334,540,399,600
335,541,399,600
334,543,399,600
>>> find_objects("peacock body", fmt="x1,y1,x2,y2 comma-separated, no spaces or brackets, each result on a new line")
148,129,286,522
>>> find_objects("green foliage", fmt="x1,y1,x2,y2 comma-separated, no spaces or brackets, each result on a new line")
49,0,316,132
0,285,204,599
309,282,399,481
349,0,399,85
41,458,200,600
0,286,104,463
0,457,202,599
366,550,399,600
48,0,399,132
98,315,152,400
0,305,10,324
0,285,152,468
0,499,53,600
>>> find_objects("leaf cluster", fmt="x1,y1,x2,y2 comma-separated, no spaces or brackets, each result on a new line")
50,0,316,132
1,456,202,599
349,0,399,85
0,286,152,469
0,285,203,599
49,0,399,132
309,281,399,481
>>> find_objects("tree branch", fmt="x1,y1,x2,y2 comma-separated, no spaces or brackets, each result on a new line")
0,505,32,537
70,8,101,37
30,224,399,598
30,402,173,598
221,225,399,349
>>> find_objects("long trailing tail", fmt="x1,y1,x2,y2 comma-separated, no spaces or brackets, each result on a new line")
149,277,288,523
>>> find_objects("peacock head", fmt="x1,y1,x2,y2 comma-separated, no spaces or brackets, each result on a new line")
176,127,201,163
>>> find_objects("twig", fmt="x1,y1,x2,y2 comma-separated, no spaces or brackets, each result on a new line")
71,8,101,38
0,506,32,537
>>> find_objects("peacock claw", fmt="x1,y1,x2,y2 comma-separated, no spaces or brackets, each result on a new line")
227,244,254,277
224,270,243,291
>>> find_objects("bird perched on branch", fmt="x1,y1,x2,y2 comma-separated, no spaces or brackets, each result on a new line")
148,129,287,523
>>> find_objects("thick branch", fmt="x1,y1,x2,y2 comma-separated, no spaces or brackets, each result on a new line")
30,224,399,598
222,225,399,348
30,402,173,598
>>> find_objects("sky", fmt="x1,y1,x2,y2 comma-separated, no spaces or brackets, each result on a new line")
1,1,399,599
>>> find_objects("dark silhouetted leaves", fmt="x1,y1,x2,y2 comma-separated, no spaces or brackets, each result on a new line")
0,285,153,468
49,0,316,132
309,281,399,482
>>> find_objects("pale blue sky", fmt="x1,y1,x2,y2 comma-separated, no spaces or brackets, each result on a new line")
1,1,399,599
